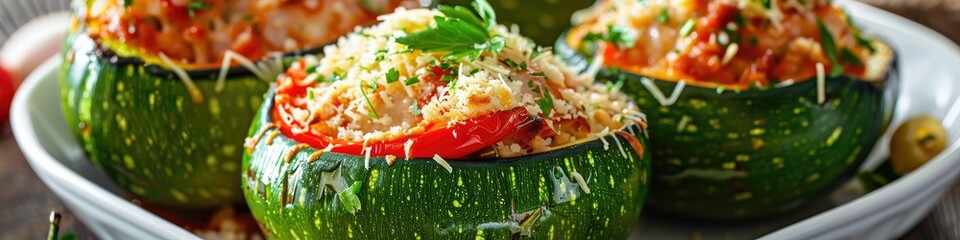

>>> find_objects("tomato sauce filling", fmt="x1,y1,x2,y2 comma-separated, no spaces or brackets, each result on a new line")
79,0,420,68
569,0,886,89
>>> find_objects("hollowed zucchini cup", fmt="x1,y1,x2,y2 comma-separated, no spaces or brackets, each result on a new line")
60,0,416,208
243,3,651,238
557,0,897,219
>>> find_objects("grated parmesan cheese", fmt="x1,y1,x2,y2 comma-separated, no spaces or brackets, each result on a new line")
432,154,453,173
158,53,203,103
364,146,373,170
571,172,591,194
816,62,825,104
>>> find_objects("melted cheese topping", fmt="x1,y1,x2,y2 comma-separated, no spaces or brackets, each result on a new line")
276,8,643,157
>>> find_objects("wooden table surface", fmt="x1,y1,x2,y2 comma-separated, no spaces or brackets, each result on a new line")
2,1,960,239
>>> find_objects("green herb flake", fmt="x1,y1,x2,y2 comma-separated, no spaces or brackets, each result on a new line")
658,8,669,24
607,25,637,48
327,71,343,82
817,19,843,77
680,19,697,37
359,81,380,119
447,75,460,96
855,35,876,55
840,48,863,66
535,90,555,117
374,49,389,61
306,65,319,74
187,0,212,17
385,68,400,84
404,76,420,86
583,24,637,49
411,100,422,116
606,79,624,93
124,0,133,7
338,181,362,214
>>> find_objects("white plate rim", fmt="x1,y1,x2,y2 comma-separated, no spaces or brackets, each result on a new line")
9,1,960,238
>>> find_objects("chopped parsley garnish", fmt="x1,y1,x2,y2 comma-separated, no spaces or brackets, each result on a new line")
840,48,863,66
679,19,696,37
124,0,133,7
817,19,843,77
404,76,420,86
854,35,876,54
359,81,379,119
658,8,669,24
754,0,771,9
532,71,546,77
395,0,503,61
187,0,212,17
385,68,400,84
411,100,422,116
605,79,624,93
441,74,454,82
501,59,527,71
306,65,319,74
583,24,637,49
447,74,461,96
535,90,555,117
326,71,344,82
374,49,389,61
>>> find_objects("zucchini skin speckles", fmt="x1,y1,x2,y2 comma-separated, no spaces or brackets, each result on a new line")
242,89,652,239
60,32,273,208
556,35,897,220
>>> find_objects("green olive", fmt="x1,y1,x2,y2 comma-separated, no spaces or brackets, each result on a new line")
890,115,947,174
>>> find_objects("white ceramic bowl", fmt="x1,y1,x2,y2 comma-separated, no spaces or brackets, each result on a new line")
11,1,960,239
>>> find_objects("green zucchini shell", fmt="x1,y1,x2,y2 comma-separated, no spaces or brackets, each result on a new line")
556,33,897,220
242,89,651,239
59,30,320,208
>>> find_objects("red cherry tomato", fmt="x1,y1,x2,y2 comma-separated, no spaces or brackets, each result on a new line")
0,64,14,126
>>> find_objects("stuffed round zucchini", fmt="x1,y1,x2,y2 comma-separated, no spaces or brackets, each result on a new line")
243,2,650,238
558,0,896,219
60,0,419,208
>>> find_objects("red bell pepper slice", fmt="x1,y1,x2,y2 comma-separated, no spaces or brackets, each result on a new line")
273,106,534,159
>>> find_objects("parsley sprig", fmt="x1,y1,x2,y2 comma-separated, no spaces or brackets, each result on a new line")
395,0,504,61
